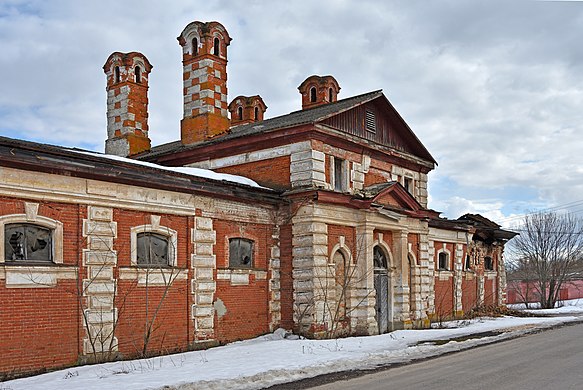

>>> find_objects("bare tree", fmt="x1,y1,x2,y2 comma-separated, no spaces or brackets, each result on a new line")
509,212,583,309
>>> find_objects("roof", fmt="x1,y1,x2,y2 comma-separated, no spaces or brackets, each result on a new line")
140,90,384,159
0,136,282,205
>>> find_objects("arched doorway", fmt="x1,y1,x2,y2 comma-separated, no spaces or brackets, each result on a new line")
373,245,390,333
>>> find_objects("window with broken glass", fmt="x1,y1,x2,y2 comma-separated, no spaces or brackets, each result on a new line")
4,224,53,263
136,232,170,267
438,252,449,270
484,256,494,271
229,238,253,268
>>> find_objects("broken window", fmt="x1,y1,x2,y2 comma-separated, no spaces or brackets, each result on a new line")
438,252,449,270
229,238,253,268
484,256,494,271
373,246,388,269
136,232,169,267
334,157,346,192
5,224,52,262
403,177,413,194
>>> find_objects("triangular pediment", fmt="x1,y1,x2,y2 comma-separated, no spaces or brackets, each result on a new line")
320,93,436,164
356,182,423,212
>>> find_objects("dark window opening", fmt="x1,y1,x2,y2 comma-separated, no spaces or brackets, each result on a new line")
192,37,198,55
135,66,141,83
213,38,220,56
254,106,259,121
5,224,52,262
229,238,253,268
237,106,243,120
465,254,471,270
310,87,317,103
404,177,413,194
373,246,387,269
114,66,120,83
136,232,169,266
438,252,449,270
328,88,333,102
484,256,494,271
365,110,376,132
334,157,346,192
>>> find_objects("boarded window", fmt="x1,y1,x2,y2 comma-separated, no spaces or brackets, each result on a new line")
136,232,169,266
484,256,494,271
5,224,52,262
438,252,449,270
365,110,376,132
229,238,253,268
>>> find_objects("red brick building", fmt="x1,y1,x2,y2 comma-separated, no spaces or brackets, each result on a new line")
0,20,515,378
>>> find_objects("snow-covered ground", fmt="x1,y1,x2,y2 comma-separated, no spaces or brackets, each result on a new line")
3,310,582,390
508,298,583,315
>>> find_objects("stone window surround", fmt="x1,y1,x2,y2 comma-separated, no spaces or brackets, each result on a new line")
0,210,63,265
130,218,178,267
222,233,262,270
436,245,451,271
329,236,353,266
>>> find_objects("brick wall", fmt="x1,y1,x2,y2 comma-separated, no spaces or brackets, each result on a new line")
215,156,291,190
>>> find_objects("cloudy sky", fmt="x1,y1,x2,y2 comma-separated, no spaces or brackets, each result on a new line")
1,0,582,226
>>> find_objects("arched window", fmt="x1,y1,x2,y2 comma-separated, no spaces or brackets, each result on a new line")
254,106,259,121
213,37,220,56
373,246,388,269
333,250,348,319
237,106,243,120
310,87,317,103
438,252,449,270
229,238,254,268
329,88,333,102
114,66,121,84
136,232,169,266
192,37,198,55
135,66,141,83
5,223,52,262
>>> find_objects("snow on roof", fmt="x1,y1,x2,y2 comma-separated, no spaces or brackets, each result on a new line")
73,150,268,190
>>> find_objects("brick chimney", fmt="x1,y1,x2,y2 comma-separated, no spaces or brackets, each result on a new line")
178,21,232,145
298,75,340,110
228,95,267,126
103,52,152,157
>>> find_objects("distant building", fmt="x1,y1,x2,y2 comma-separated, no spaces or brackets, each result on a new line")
0,20,516,378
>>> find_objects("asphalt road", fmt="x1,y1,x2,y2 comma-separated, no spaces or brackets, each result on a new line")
308,323,583,390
